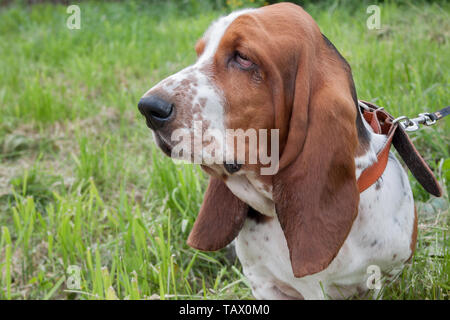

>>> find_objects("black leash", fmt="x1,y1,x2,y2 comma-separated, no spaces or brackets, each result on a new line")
429,106,450,121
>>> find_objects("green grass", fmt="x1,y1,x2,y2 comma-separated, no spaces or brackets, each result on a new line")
0,0,448,299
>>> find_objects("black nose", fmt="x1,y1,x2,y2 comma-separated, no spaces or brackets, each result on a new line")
138,95,173,129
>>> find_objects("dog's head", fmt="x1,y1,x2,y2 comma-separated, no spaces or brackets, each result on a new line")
139,3,366,277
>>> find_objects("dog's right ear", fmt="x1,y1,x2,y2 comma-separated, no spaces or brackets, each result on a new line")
187,176,248,251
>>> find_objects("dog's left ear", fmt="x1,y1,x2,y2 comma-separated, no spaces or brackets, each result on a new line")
187,176,248,251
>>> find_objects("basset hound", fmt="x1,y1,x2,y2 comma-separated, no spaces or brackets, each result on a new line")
137,3,440,299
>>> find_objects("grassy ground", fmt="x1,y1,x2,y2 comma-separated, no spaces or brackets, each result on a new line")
0,0,448,300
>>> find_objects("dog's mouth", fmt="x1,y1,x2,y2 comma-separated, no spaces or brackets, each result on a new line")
247,206,271,223
152,130,243,176
223,162,242,174
153,132,172,157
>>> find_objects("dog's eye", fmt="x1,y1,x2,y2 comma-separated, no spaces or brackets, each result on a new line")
234,51,254,70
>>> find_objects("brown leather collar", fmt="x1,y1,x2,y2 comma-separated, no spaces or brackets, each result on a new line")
357,100,442,197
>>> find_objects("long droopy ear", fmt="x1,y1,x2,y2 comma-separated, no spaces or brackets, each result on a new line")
274,90,360,278
272,31,361,277
187,176,248,251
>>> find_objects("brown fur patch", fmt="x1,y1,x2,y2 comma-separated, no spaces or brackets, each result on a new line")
195,38,205,57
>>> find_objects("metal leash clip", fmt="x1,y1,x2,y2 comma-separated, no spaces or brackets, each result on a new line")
418,113,437,126
393,113,436,132
359,101,449,132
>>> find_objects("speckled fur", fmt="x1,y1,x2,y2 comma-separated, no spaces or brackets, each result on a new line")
235,123,415,300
